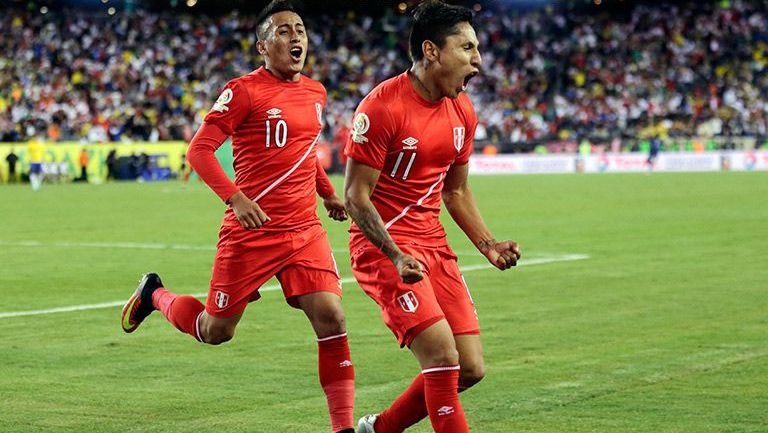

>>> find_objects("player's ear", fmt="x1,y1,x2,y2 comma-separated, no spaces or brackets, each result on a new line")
256,39,267,56
422,40,439,63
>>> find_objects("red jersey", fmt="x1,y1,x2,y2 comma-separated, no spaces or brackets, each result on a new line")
344,72,478,245
198,67,329,231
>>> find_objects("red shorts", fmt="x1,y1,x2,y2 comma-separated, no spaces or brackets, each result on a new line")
350,235,479,347
206,223,342,318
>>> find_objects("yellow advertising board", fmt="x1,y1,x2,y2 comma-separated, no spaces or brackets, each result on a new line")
0,141,189,183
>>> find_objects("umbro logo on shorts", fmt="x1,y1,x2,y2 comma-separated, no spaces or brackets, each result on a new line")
214,290,229,309
397,291,419,313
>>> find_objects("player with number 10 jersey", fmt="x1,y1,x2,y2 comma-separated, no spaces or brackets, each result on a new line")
121,3,356,432
203,66,331,233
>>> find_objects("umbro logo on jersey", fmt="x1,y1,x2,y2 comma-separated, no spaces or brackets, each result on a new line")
267,108,283,118
402,137,419,149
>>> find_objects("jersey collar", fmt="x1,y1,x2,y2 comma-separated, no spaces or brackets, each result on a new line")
401,72,443,108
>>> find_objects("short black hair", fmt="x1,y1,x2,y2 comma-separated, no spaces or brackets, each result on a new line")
409,0,474,61
256,0,300,40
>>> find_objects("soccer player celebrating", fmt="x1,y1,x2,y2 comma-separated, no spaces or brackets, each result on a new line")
120,2,355,432
344,2,521,432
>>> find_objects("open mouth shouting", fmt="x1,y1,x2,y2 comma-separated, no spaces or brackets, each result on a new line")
289,46,303,63
462,70,479,92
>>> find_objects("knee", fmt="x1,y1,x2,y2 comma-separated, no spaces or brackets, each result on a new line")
459,362,485,388
411,323,461,367
313,307,347,336
203,324,235,345
323,307,347,329
425,346,460,367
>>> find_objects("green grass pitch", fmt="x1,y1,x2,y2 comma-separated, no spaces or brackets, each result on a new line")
0,172,766,432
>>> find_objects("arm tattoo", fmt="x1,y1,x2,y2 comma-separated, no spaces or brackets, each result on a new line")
477,238,497,254
349,203,402,261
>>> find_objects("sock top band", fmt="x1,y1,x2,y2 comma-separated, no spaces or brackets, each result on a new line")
421,365,460,374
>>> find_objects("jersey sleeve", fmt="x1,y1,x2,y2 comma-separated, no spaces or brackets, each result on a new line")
203,80,252,136
343,97,396,171
186,122,239,203
315,158,335,198
314,87,335,198
455,101,478,166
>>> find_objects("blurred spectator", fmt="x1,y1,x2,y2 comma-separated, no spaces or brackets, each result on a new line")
77,147,89,182
5,147,18,183
106,148,117,181
0,1,765,155
27,136,45,191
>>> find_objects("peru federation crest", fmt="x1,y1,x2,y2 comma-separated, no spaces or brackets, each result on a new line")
214,290,229,309
453,127,465,153
397,291,419,313
315,102,323,125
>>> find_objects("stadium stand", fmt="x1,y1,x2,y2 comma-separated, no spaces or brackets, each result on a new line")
1,1,766,154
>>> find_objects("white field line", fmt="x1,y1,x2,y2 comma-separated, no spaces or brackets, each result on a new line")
0,239,217,252
0,254,589,320
0,239,549,257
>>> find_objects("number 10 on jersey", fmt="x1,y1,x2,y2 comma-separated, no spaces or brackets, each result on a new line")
266,119,288,148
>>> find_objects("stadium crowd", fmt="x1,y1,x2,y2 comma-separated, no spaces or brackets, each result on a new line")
1,0,767,153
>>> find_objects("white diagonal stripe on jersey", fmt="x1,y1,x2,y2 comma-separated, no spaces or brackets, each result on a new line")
384,171,445,230
253,128,322,203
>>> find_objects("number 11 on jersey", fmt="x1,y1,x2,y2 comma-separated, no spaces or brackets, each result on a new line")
391,151,417,180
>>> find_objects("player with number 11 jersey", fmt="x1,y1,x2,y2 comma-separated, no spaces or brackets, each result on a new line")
345,2,522,432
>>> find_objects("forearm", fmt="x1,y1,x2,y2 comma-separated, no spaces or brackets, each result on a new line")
443,187,497,253
315,158,335,199
346,197,403,262
186,122,239,203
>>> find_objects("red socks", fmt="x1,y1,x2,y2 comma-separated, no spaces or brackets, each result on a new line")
152,289,205,342
151,291,356,432
375,366,468,433
317,333,355,433
422,366,468,433
375,375,428,433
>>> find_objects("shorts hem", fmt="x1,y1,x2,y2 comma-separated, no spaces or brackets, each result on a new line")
401,315,444,348
205,296,253,319
285,287,343,309
453,330,480,337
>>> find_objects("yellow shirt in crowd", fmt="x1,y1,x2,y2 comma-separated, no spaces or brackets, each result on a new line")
27,140,45,163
